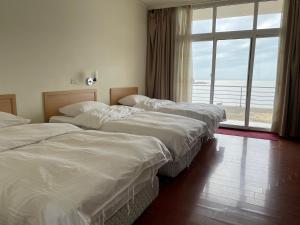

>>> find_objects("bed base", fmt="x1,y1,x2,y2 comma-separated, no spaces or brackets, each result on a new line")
158,136,208,178
91,177,159,225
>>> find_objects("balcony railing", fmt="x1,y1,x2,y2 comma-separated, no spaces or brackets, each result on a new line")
192,83,275,109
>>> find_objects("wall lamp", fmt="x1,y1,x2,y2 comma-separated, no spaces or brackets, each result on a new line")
85,71,99,86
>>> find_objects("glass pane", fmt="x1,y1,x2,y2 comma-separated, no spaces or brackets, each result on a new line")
216,3,254,32
257,0,283,29
249,37,280,129
192,41,213,104
214,39,251,126
192,8,213,34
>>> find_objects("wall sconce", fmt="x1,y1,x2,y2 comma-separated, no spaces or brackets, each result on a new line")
85,71,99,86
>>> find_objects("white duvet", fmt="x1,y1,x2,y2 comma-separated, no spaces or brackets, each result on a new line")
0,112,31,129
135,99,226,136
0,123,171,225
66,106,208,160
0,123,80,152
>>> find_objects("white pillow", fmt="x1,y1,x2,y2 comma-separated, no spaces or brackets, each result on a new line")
59,101,109,117
72,109,107,130
0,112,31,128
118,95,150,106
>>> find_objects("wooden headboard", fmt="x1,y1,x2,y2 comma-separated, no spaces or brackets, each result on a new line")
110,87,138,105
0,94,17,115
43,89,97,122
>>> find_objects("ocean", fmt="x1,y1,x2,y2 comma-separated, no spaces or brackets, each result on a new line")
192,80,276,109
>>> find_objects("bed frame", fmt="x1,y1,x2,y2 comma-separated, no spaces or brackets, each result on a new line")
0,94,17,115
43,89,97,122
110,87,138,105
43,88,138,121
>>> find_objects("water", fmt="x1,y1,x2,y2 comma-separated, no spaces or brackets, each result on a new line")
192,80,276,109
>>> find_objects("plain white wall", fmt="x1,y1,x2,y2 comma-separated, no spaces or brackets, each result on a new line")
0,0,147,122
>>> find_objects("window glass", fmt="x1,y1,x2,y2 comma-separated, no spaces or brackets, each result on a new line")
192,8,213,34
214,39,251,126
257,0,283,29
192,41,213,104
216,3,254,32
249,37,280,128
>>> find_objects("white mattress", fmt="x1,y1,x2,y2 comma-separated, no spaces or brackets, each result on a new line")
103,176,159,225
82,167,157,224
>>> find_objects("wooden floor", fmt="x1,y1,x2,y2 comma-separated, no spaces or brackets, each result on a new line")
134,134,300,225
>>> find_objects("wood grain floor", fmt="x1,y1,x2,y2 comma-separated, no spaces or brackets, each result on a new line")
134,134,300,225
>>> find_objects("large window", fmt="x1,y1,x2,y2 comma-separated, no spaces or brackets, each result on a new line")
192,0,283,130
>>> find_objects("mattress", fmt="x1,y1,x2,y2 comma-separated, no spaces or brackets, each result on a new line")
95,177,159,225
86,167,158,224
158,135,208,177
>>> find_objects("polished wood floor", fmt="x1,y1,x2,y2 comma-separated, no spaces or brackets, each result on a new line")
134,134,300,225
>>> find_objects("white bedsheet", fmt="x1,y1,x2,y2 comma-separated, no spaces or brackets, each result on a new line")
135,99,226,136
0,124,171,225
53,106,208,160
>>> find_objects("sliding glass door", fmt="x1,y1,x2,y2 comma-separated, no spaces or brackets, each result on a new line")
191,0,283,130
249,37,280,129
214,39,251,126
192,41,213,104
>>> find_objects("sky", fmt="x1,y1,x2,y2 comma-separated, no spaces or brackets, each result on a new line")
192,14,281,82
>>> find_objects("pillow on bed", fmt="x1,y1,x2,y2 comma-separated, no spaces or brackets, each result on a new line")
72,109,107,130
0,112,31,128
118,95,150,106
59,101,109,117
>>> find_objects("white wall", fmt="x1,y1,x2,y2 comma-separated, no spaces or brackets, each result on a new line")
0,0,147,122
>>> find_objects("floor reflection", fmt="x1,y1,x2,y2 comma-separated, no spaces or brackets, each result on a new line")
135,135,300,225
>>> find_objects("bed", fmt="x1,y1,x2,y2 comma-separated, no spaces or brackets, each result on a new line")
110,87,226,136
0,94,171,225
44,90,209,177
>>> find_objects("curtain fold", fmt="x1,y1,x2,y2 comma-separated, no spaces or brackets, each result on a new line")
146,6,192,101
272,0,300,138
146,8,176,100
173,6,193,102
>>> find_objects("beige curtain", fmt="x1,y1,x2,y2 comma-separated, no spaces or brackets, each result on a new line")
146,8,176,100
272,0,300,138
173,6,193,102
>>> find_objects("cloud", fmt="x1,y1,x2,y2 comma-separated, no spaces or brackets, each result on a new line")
192,14,280,81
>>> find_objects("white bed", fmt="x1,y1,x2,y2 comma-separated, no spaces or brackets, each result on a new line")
111,87,226,136
44,90,209,177
50,106,208,177
50,107,207,160
136,100,226,136
0,114,171,225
